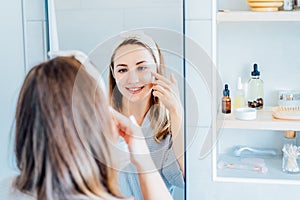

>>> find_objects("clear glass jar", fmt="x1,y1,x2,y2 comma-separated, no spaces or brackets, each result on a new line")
283,0,294,10
282,149,300,174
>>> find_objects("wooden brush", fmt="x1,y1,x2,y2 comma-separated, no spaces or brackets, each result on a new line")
272,106,300,120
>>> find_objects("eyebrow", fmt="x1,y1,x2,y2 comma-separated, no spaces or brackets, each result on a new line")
116,64,127,68
115,60,147,68
136,60,147,65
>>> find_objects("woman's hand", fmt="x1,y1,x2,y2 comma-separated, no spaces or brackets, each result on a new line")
151,72,183,115
110,107,173,200
110,108,174,200
151,72,185,176
109,108,152,171
151,72,183,136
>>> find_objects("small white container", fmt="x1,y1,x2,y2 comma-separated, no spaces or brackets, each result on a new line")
235,108,257,120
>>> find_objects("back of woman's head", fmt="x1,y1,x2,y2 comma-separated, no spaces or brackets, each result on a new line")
14,56,121,200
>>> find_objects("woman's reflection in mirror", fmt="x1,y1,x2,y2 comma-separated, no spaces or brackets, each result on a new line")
109,33,185,200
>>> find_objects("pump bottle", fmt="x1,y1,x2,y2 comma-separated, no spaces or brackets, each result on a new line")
234,77,245,109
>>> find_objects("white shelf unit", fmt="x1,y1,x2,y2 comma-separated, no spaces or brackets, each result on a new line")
212,1,300,184
215,109,300,184
216,154,300,185
217,10,300,22
222,109,300,131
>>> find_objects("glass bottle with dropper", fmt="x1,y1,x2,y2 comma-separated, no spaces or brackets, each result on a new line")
247,63,264,109
222,84,231,114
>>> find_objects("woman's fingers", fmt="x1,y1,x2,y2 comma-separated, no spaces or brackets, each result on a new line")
170,73,177,85
152,72,179,94
151,72,172,85
109,107,128,127
109,107,145,144
152,90,164,100
152,84,167,96
109,108,151,167
152,80,171,91
152,79,179,98
109,107,133,143
152,72,178,86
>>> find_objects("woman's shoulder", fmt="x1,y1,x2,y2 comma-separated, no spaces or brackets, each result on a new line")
0,176,34,200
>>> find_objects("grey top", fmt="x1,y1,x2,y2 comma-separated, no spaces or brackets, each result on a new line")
118,111,184,200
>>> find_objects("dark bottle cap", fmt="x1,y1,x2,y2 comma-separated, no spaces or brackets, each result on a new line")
251,63,260,76
223,84,230,96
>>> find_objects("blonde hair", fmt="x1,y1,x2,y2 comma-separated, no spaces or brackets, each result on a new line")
14,56,122,200
109,37,171,141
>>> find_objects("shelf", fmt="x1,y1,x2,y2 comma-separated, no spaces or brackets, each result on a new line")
217,10,300,23
221,108,300,131
216,154,300,184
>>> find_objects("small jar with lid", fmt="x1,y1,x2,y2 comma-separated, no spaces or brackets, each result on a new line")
282,130,300,173
283,130,297,146
284,0,294,10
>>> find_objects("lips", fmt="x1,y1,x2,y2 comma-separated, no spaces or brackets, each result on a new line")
126,86,144,94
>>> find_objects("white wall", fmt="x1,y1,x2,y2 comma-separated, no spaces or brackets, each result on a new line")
184,1,214,200
0,0,48,179
54,0,183,53
24,0,47,72
0,0,25,179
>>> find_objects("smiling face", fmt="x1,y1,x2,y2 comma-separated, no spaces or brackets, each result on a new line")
112,44,157,104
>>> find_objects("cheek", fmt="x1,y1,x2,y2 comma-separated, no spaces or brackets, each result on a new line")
141,67,156,83
115,77,126,87
141,73,153,83
115,82,125,95
112,80,125,96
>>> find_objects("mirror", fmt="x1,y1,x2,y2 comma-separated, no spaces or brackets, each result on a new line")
49,0,185,199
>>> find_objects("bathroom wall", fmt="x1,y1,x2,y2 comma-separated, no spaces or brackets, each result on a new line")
0,0,25,179
184,1,214,200
0,0,47,179
54,0,183,53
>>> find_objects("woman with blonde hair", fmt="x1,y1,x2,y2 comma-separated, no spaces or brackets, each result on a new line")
109,34,185,199
1,56,173,200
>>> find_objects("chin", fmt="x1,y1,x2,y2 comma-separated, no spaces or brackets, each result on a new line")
124,90,152,104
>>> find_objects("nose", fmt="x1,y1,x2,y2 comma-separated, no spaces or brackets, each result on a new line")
126,70,139,83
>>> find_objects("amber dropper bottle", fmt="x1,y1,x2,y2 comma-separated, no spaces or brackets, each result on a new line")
222,84,231,114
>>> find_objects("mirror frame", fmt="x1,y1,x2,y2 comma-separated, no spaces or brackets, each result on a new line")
44,1,186,199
